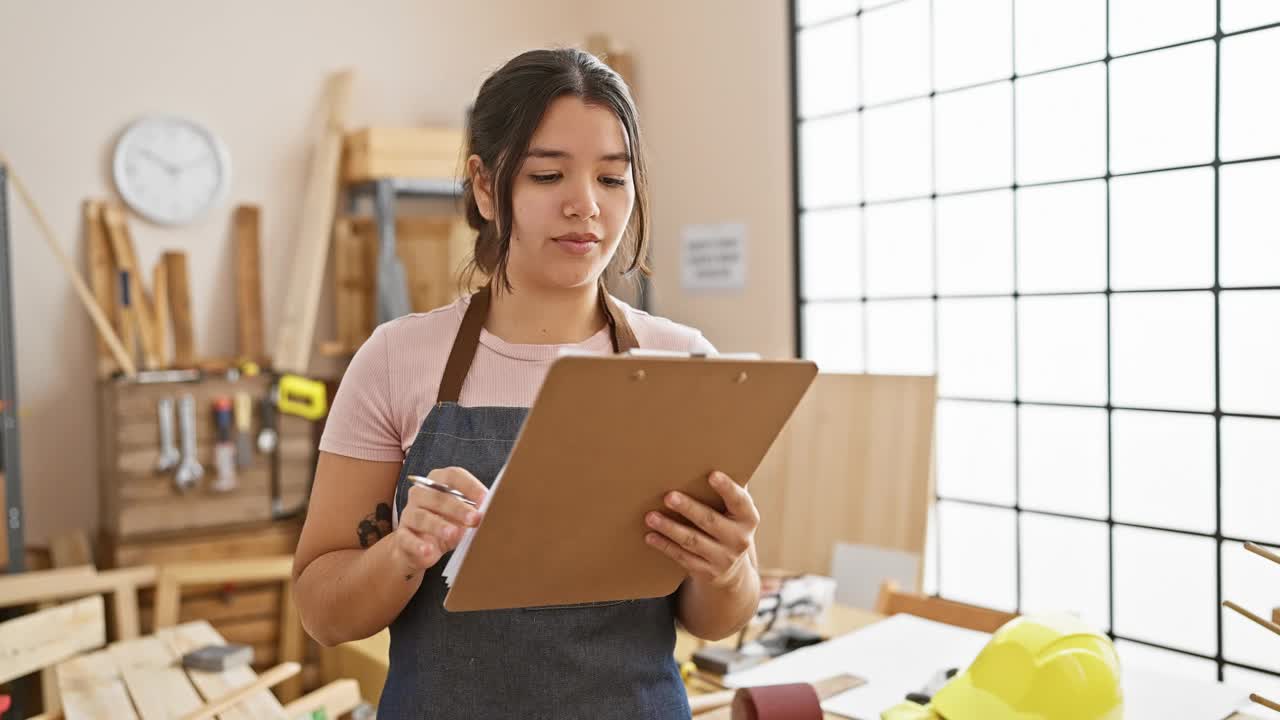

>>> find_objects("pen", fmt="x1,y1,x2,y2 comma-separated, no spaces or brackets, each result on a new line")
407,474,478,508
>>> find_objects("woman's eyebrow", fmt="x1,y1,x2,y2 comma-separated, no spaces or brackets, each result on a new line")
526,147,631,162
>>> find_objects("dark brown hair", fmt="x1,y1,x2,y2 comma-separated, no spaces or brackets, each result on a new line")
460,48,651,293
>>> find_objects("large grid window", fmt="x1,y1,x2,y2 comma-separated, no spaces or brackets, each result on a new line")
791,0,1280,686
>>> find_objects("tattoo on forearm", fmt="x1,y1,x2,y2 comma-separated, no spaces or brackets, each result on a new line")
356,503,393,548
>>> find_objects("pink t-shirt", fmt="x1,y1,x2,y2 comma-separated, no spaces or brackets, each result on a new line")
319,295,716,462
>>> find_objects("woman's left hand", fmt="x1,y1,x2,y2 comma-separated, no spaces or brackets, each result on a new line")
644,471,759,589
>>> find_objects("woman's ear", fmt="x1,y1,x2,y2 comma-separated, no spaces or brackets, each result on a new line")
467,154,495,222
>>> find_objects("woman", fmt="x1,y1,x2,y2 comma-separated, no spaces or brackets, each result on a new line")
293,48,761,719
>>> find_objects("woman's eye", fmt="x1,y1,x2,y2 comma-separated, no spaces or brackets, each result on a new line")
600,176,627,187
531,173,560,183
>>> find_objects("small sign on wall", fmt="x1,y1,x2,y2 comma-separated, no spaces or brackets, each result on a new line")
681,223,747,291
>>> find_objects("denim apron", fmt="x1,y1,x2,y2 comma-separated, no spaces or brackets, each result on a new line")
376,286,692,720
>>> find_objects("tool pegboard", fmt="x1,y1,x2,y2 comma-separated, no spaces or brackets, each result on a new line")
98,373,317,539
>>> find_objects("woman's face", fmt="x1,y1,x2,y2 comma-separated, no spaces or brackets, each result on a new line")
501,96,636,293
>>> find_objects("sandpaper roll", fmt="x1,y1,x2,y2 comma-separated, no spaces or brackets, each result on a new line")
730,683,824,720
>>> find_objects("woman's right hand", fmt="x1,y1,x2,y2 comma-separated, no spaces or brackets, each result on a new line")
394,466,488,575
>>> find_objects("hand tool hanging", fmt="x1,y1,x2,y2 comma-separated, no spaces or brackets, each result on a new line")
276,374,328,421
233,392,253,469
155,397,180,473
257,386,278,454
212,397,237,492
175,393,203,492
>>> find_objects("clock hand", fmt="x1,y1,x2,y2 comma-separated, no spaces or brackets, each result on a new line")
139,147,179,175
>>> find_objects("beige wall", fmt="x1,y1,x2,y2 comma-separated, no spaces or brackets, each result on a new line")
0,0,794,544
587,1,796,359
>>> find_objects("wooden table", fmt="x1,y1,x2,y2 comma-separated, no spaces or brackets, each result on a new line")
55,620,288,720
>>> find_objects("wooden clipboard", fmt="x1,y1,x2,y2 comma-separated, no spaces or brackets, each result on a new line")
443,354,818,612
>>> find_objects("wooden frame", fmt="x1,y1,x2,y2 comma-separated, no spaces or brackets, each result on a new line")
874,579,1017,634
0,565,154,641
0,565,152,717
152,555,304,702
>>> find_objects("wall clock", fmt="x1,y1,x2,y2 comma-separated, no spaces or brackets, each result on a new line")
112,115,231,225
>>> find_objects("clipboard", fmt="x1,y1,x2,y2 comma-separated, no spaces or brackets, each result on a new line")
442,354,818,612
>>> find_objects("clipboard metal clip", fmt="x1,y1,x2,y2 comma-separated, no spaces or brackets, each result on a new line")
624,349,762,360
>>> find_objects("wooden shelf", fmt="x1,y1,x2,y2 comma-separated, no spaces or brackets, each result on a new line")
343,127,464,185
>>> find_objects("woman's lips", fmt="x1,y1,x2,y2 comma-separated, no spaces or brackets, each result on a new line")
553,233,599,255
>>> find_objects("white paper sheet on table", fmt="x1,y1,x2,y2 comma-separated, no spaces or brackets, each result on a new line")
1121,666,1251,720
722,613,1252,720
724,614,989,719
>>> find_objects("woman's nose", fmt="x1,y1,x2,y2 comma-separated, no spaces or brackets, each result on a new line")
563,179,600,220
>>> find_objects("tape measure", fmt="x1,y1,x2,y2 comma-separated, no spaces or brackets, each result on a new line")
276,374,328,421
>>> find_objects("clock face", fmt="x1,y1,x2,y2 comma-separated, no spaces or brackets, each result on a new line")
112,116,230,225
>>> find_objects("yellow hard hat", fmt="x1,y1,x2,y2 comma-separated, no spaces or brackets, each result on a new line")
882,613,1123,720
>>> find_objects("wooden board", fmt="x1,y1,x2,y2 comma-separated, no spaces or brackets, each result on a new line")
0,565,97,606
273,70,353,375
280,679,361,720
102,204,161,370
101,520,301,569
234,206,265,362
156,621,287,720
85,200,122,377
107,634,205,720
118,492,272,538
138,587,277,634
178,585,282,625
56,647,139,720
330,215,475,354
332,219,371,352
277,581,304,702
152,259,171,366
49,530,94,568
212,617,277,649
342,126,464,182
749,374,938,578
0,596,104,685
9,168,134,376
164,251,195,367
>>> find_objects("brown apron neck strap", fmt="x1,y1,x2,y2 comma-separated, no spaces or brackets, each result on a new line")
600,287,639,354
436,283,640,404
437,286,490,404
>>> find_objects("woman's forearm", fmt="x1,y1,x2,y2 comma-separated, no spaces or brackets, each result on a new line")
676,562,761,641
295,536,424,646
